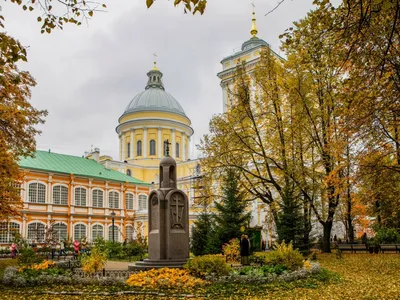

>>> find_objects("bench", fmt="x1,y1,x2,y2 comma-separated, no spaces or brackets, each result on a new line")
380,244,400,253
337,244,368,253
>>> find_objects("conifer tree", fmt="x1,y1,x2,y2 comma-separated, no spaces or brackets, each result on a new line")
190,209,213,256
210,169,251,253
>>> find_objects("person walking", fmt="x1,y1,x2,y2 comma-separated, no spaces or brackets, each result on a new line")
240,235,250,266
59,239,66,257
73,240,80,259
81,237,87,255
10,243,17,259
51,240,57,259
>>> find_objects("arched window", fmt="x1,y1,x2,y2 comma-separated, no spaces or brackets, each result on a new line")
176,142,180,158
0,222,20,244
108,225,119,242
92,189,104,208
125,225,133,241
150,140,156,155
126,193,134,210
74,224,86,241
28,182,46,203
109,191,119,209
27,222,45,243
52,223,67,242
92,224,104,240
127,142,131,158
53,185,68,205
127,169,132,176
138,194,148,211
75,187,87,206
136,140,142,156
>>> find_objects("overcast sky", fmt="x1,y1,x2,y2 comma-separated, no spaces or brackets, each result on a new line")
3,0,319,160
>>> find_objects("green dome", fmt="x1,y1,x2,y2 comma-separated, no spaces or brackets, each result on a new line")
123,69,187,117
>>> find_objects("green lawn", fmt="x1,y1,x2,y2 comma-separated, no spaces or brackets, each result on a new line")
0,254,399,299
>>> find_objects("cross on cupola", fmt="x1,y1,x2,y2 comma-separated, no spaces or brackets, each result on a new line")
145,55,165,90
164,139,171,157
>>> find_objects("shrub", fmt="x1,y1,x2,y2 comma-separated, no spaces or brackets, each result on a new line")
19,260,56,272
249,252,270,265
222,238,240,263
81,247,107,274
17,247,41,265
374,227,400,244
126,268,206,290
185,254,231,277
265,241,304,271
260,264,287,275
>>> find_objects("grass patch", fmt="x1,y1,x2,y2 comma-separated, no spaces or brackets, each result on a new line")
0,254,399,299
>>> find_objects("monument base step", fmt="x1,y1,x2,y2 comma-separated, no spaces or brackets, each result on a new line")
128,259,188,271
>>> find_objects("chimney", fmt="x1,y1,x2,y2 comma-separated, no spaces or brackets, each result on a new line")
90,148,100,162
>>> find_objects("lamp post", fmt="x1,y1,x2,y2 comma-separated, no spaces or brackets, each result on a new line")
111,210,116,243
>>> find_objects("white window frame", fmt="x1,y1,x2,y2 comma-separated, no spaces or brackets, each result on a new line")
28,181,46,203
0,222,21,244
92,189,104,208
27,221,46,243
73,223,87,241
92,223,104,240
74,186,87,206
125,225,133,241
52,184,68,205
137,193,148,211
52,222,68,242
109,190,120,209
126,192,134,210
108,225,119,242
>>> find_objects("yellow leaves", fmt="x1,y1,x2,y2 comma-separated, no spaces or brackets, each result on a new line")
126,268,206,290
222,238,240,263
18,260,56,272
81,248,107,274
303,259,312,270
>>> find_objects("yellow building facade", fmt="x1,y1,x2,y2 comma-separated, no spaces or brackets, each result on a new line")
1,150,151,245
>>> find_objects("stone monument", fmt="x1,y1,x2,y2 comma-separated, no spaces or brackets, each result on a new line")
129,140,189,270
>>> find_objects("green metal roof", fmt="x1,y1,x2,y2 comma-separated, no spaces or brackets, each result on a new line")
18,150,149,186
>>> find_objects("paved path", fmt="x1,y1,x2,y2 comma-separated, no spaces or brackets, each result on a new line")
104,261,130,270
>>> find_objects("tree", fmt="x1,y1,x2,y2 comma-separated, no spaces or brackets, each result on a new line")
1,0,106,34
209,169,251,254
0,33,47,219
190,208,213,256
145,0,207,15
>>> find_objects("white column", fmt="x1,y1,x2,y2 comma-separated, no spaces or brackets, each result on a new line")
130,130,134,159
119,135,122,161
121,133,126,161
171,129,176,158
157,127,162,158
182,133,186,161
22,215,27,238
88,218,92,241
143,127,148,158
70,218,74,239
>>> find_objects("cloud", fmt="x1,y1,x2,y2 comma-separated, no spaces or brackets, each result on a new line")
3,0,319,159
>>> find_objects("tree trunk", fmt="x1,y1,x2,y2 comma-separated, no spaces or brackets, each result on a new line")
346,197,354,243
303,199,311,250
322,221,333,252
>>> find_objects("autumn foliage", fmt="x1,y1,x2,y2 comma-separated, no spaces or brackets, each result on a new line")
0,33,47,219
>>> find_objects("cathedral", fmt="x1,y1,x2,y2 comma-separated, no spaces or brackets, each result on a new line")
1,10,283,246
